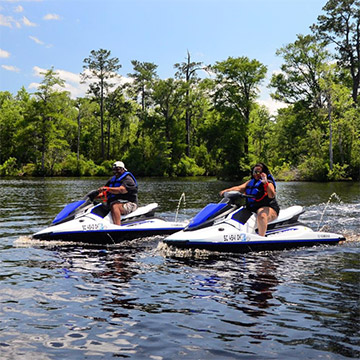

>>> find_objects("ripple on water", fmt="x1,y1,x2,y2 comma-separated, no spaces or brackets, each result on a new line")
1,179,359,360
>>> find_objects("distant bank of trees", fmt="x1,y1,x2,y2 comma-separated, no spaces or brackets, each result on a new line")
1,0,359,181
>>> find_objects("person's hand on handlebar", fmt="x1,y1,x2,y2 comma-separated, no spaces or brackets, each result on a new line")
98,186,109,193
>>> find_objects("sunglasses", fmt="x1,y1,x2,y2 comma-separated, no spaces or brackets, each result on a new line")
253,170,262,175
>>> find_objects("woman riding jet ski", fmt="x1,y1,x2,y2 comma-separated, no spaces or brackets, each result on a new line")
163,163,346,253
220,163,279,237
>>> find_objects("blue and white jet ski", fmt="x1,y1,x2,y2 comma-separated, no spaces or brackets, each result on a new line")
163,191,346,253
33,190,188,244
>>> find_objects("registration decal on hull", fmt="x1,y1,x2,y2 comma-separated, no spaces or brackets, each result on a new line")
82,223,105,231
224,233,247,242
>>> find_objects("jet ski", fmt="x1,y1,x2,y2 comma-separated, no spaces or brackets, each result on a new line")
33,189,188,244
163,191,346,253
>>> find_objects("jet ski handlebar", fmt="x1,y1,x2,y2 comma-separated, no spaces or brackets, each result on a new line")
220,191,254,204
85,188,110,202
85,189,101,201
223,191,253,199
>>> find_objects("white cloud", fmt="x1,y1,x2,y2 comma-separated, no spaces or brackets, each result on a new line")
43,13,61,21
56,68,82,83
30,66,131,99
30,67,88,97
0,14,13,27
255,69,288,115
2,64,20,72
14,5,23,12
28,36,52,48
29,35,44,45
28,82,40,90
258,97,287,116
0,48,10,58
32,65,47,77
22,15,37,27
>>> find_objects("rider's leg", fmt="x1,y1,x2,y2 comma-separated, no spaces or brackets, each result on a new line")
256,207,278,236
110,202,125,225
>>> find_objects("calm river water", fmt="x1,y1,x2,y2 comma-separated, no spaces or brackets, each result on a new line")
0,177,359,359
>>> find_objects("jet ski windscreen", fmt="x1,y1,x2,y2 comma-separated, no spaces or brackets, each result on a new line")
188,203,228,229
52,200,86,224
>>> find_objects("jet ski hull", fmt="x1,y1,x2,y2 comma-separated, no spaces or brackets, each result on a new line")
33,225,183,244
163,236,345,253
163,195,346,253
33,201,187,244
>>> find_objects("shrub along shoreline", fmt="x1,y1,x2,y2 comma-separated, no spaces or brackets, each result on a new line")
1,156,357,182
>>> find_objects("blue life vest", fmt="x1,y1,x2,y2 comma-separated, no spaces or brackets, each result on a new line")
245,174,276,207
107,171,138,203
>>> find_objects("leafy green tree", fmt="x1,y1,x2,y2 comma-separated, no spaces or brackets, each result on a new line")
73,98,95,161
347,106,360,179
81,49,122,159
268,105,312,168
0,92,21,164
248,105,275,165
183,83,212,172
1,87,33,166
208,56,267,177
270,35,331,173
270,34,331,109
33,68,71,174
311,0,360,105
270,32,358,179
128,60,158,113
127,61,158,144
0,157,18,176
319,64,359,176
11,69,74,175
2,1,359,181
318,63,338,171
105,85,134,159
174,51,203,156
72,98,100,162
151,78,186,173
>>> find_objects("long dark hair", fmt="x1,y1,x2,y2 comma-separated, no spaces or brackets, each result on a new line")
251,163,276,188
251,162,270,176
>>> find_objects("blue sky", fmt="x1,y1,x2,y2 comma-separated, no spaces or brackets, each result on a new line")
0,0,327,113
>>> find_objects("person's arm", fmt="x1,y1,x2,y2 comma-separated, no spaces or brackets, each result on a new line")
107,185,127,194
99,185,127,194
265,182,275,198
111,176,138,194
260,173,276,198
219,181,249,197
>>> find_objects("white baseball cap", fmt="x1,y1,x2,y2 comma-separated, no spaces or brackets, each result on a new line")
113,161,127,171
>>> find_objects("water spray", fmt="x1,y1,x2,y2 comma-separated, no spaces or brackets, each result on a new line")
317,192,342,231
175,192,186,222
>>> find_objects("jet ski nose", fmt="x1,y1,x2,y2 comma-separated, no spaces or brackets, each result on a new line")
32,229,53,240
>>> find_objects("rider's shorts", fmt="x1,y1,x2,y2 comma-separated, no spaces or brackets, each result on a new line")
121,202,137,214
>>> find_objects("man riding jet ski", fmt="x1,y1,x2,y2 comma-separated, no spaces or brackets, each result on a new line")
99,161,138,226
32,182,188,244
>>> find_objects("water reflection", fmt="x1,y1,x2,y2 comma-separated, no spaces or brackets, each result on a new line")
246,259,279,312
1,178,359,359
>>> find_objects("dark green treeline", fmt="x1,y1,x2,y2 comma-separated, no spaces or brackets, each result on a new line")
1,0,359,181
